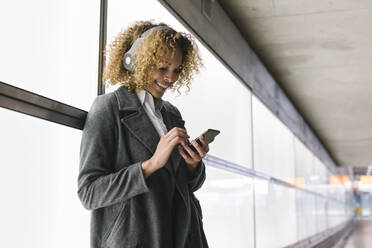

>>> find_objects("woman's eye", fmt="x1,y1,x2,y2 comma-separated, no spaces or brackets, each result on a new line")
159,67,167,71
174,69,182,74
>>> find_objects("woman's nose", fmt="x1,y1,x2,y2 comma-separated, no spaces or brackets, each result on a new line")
164,72,173,83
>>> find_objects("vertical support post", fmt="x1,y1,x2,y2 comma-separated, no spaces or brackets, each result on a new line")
98,0,108,95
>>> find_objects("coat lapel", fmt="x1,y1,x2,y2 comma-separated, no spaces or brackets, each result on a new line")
115,86,160,154
161,104,186,174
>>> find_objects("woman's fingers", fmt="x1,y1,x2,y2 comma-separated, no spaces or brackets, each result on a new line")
191,140,206,158
180,143,200,164
178,145,192,162
165,127,188,138
167,130,215,164
166,128,189,142
199,136,210,153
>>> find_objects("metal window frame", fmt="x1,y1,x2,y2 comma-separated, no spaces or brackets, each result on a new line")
98,0,108,96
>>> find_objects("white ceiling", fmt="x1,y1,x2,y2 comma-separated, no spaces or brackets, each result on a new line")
219,0,372,169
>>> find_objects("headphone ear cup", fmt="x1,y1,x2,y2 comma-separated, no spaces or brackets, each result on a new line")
123,52,133,72
122,36,143,73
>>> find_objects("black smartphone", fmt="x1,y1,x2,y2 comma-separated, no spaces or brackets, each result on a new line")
185,129,220,153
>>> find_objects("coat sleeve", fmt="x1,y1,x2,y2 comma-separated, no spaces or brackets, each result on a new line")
187,160,206,192
78,95,149,210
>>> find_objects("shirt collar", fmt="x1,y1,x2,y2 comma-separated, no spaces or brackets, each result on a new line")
136,89,164,111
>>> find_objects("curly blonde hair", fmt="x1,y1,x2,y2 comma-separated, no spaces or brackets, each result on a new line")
103,20,203,93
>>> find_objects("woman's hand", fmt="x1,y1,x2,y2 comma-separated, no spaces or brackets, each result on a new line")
142,127,189,178
177,135,214,173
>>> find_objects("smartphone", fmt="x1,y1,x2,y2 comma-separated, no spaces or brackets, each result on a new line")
185,129,220,153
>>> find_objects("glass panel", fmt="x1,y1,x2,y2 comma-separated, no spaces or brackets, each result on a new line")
252,96,295,182
255,179,297,247
294,137,314,191
106,0,253,168
296,190,317,241
360,193,372,216
196,166,254,248
315,196,328,232
0,108,90,247
307,193,318,237
328,195,343,228
313,157,328,197
0,0,99,110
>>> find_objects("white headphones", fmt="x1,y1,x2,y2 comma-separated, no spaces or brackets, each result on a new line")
122,25,170,73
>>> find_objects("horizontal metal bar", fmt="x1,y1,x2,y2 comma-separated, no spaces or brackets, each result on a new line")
204,154,344,203
0,81,87,130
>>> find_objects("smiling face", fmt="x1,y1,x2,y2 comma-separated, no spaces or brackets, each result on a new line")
145,46,183,99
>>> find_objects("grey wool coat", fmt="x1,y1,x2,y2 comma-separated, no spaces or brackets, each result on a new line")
78,85,209,248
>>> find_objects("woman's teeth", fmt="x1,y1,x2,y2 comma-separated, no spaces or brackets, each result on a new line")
155,81,168,89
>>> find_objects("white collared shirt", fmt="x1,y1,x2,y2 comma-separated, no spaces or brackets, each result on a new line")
136,89,168,137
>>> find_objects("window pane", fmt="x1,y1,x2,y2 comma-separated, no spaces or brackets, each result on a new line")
252,96,295,182
294,137,315,191
255,179,297,247
196,166,254,248
297,191,318,240
0,0,99,110
0,108,89,247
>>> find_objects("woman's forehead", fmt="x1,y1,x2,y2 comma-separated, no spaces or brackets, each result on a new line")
158,47,183,66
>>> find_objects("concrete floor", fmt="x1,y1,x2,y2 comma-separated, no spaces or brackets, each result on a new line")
344,218,372,248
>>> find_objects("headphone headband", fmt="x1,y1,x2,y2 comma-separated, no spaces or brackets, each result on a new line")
123,25,170,72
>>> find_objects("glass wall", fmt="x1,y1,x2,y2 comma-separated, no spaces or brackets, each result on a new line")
252,95,354,246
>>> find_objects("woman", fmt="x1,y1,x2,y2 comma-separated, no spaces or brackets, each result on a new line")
78,20,212,248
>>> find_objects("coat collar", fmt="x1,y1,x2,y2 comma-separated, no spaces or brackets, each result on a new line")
114,85,159,155
115,85,142,112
